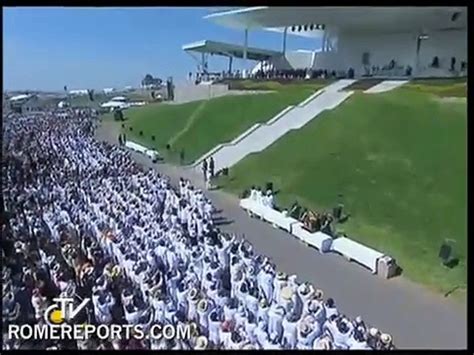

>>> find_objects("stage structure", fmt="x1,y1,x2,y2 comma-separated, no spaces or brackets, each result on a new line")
193,6,467,78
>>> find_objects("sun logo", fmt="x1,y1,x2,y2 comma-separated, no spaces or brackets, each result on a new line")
44,298,91,326
48,309,65,324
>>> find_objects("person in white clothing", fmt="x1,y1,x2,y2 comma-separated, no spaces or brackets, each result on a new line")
207,310,221,347
281,313,298,349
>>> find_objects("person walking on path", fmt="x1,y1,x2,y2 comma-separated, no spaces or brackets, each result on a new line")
209,157,215,179
202,159,209,188
180,149,185,165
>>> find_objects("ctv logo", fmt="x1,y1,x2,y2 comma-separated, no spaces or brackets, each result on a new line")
44,298,90,325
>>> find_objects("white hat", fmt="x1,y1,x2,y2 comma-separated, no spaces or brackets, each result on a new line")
298,321,311,335
194,336,208,350
315,337,332,350
197,299,209,313
308,300,320,312
355,316,362,324
380,333,392,344
280,286,293,301
314,289,324,300
298,283,310,295
369,327,379,337
241,343,256,350
189,288,199,301
277,272,287,280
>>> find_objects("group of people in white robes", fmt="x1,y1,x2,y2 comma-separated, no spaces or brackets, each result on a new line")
2,109,394,350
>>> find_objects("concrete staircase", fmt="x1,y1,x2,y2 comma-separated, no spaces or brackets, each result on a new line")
193,79,357,172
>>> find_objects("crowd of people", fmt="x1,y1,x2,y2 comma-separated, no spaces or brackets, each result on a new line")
2,108,395,350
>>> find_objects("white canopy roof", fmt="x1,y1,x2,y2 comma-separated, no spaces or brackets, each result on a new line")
205,7,467,34
183,40,281,61
9,94,31,101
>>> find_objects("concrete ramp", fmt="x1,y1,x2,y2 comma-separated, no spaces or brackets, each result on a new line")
364,80,409,94
193,79,356,172
173,83,229,104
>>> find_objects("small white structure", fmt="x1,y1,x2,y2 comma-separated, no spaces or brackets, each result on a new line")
57,101,69,108
110,96,127,102
69,89,89,96
103,88,115,94
101,101,129,110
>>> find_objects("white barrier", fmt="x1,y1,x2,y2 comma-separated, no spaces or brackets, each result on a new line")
125,141,147,153
260,206,299,233
239,198,296,231
239,198,390,273
292,224,333,253
125,141,160,161
240,198,332,252
330,237,384,274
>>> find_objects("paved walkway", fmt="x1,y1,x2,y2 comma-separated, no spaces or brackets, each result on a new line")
96,119,467,349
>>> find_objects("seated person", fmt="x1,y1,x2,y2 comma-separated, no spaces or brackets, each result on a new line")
289,202,301,219
249,186,258,201
264,190,274,209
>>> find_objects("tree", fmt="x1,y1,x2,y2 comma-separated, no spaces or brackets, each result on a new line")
142,74,163,88
142,74,154,87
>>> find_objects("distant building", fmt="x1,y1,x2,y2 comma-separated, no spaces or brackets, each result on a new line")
103,88,115,94
9,95,42,114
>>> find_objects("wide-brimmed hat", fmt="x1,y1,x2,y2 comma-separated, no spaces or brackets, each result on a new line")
380,333,392,344
246,264,255,275
314,289,324,300
298,321,311,335
308,300,320,313
189,288,200,302
298,283,310,296
276,272,287,281
241,343,256,350
197,299,209,313
81,263,94,276
259,298,269,308
280,286,293,301
315,337,332,350
194,336,208,350
369,327,379,337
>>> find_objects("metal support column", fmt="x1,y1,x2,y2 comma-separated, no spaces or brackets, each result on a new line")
243,29,248,78
228,56,233,74
322,30,327,52
282,27,288,54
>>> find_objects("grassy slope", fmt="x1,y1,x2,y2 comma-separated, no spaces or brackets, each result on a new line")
122,81,328,164
219,84,467,295
121,101,202,158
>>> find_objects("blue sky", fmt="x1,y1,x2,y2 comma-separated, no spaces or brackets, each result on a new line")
3,7,320,91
